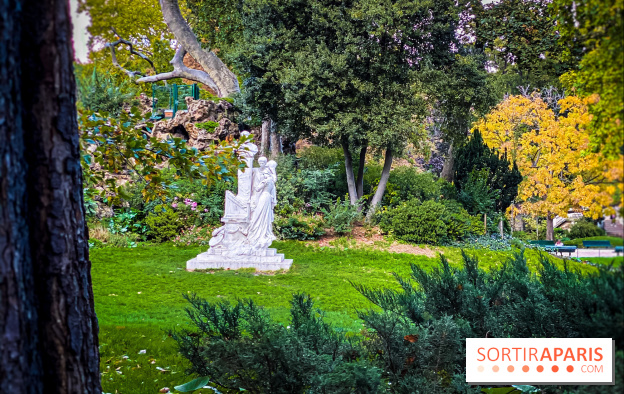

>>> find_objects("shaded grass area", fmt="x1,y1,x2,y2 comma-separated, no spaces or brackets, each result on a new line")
93,242,595,393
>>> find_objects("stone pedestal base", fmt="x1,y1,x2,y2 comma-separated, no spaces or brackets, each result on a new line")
186,248,293,271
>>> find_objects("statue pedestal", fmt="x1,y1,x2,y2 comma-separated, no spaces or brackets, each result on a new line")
186,248,293,271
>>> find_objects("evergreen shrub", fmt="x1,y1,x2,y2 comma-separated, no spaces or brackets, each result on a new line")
145,208,186,242
173,251,624,393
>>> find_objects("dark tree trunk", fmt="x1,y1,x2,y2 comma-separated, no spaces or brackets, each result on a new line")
546,213,554,241
341,138,359,205
440,143,454,182
355,143,367,199
0,1,101,392
366,147,393,222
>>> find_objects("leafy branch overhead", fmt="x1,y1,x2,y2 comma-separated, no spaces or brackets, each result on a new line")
79,107,250,205
96,0,239,97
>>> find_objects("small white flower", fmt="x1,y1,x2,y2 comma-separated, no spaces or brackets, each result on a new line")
137,292,142,294
138,349,146,354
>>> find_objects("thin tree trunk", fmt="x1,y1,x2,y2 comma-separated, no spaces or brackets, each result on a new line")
484,213,487,235
355,143,367,199
1,0,101,392
366,147,393,222
341,138,358,205
546,213,554,241
499,217,504,238
260,119,270,157
440,143,454,182
269,119,280,158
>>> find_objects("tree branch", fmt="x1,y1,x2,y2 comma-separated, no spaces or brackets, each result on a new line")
110,27,156,70
136,46,220,93
158,0,239,97
105,28,157,78
107,42,144,78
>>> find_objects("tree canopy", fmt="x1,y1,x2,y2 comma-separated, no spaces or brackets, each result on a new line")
474,94,621,223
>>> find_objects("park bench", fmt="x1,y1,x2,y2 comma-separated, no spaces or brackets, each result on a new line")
529,240,556,251
582,240,613,257
615,246,623,256
551,246,577,257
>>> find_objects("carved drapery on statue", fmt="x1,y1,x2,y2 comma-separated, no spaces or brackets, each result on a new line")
187,132,292,270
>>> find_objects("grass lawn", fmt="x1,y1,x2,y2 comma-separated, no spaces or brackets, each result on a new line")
564,235,624,247
93,241,596,393
579,256,624,267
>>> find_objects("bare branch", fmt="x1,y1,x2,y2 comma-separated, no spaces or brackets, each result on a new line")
111,36,156,70
159,0,239,97
136,46,220,92
107,43,144,78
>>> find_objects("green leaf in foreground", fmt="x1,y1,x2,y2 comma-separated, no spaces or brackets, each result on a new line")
174,376,210,392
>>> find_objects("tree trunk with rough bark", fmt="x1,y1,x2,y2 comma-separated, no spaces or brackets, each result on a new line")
269,119,280,158
546,213,554,241
0,1,101,392
366,148,393,222
440,143,454,182
355,144,367,199
341,139,359,205
260,119,270,157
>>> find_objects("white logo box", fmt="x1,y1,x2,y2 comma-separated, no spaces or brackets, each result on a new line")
466,338,614,385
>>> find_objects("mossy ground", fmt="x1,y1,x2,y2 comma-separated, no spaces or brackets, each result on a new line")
94,242,598,393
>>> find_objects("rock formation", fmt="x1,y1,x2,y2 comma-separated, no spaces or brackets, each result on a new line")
151,97,241,150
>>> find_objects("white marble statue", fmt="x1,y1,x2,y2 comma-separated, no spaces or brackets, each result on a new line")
186,133,292,271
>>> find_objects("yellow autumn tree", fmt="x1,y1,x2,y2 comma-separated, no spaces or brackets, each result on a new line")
473,94,623,240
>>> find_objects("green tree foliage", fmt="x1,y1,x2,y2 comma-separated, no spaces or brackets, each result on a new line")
453,129,523,214
80,0,176,83
79,107,249,205
185,0,244,62
473,0,574,91
551,0,624,158
457,168,498,216
75,65,138,115
234,0,465,212
174,251,624,392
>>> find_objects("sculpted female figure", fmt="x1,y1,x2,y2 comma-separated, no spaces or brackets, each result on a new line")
246,163,277,250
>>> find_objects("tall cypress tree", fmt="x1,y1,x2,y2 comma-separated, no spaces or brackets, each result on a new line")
454,129,523,214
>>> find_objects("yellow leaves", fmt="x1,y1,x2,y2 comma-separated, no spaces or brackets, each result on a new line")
474,94,623,218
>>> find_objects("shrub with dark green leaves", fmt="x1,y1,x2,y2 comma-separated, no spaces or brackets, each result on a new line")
379,199,448,244
568,219,605,239
379,199,480,245
274,216,326,240
322,197,361,235
298,146,344,170
172,293,382,394
382,167,443,207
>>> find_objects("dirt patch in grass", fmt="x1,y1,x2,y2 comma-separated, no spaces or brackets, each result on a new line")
310,225,436,258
